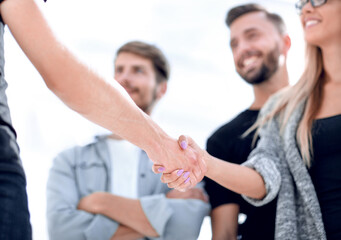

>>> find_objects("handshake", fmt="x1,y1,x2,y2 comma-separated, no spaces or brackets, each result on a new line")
150,135,209,192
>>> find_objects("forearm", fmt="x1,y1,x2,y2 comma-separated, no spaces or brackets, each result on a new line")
111,225,144,240
0,0,166,159
94,193,158,237
205,152,266,199
211,205,239,240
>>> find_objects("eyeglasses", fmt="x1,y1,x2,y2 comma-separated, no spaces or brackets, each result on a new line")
295,0,327,14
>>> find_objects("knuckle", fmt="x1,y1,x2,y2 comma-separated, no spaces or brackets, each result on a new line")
161,176,167,183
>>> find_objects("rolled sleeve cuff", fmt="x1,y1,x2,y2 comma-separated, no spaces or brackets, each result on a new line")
139,194,173,236
241,156,281,207
84,214,119,240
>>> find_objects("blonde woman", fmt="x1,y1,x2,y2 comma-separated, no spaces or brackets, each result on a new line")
158,0,341,239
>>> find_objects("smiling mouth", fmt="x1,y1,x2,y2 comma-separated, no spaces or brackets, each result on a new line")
238,56,260,74
305,20,320,28
238,50,262,69
243,56,258,68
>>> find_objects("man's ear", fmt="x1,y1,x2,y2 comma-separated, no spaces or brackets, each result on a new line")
281,34,291,56
156,81,168,100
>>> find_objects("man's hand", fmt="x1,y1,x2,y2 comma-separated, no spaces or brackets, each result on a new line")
166,188,209,203
77,192,105,214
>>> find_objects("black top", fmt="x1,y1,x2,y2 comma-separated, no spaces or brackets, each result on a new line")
205,109,277,240
309,114,341,240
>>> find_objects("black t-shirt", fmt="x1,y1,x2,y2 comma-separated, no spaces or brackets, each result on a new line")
309,114,341,240
205,109,277,240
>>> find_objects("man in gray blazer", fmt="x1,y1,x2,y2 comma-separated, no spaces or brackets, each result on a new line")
46,41,210,240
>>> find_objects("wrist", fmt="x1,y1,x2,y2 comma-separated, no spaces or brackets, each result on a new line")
203,151,214,178
145,131,173,165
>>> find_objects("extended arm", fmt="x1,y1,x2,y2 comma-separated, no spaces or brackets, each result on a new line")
0,0,204,182
204,152,266,199
161,114,283,204
159,136,267,199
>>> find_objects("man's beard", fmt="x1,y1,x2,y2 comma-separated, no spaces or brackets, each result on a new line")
138,88,158,114
239,45,280,85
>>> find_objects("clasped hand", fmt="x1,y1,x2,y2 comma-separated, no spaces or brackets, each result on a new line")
152,135,207,191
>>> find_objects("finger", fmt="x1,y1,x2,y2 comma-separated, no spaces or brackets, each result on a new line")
184,135,194,148
174,175,191,192
152,164,166,174
178,135,188,150
167,171,190,189
161,169,184,183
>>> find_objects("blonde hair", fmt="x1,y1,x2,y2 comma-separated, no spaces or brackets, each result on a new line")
249,43,324,167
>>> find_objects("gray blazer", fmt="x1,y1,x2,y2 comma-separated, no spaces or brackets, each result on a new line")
242,96,326,240
46,136,210,240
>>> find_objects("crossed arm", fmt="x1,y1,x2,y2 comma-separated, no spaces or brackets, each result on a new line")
77,189,209,239
77,192,159,238
47,174,208,239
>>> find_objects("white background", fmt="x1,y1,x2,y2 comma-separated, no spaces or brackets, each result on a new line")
4,0,304,239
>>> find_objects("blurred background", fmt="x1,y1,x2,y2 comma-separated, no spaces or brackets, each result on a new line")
4,0,304,239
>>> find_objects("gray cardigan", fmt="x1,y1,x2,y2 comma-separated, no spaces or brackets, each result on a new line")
242,97,327,240
46,136,210,240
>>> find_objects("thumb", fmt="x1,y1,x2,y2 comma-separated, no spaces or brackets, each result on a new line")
178,135,188,150
152,164,166,174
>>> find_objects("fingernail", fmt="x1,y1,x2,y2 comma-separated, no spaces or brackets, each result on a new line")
185,177,190,184
183,171,190,179
177,169,184,176
180,140,187,149
158,167,165,172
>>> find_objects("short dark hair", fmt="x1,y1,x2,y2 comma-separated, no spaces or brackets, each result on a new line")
226,3,287,35
115,41,170,83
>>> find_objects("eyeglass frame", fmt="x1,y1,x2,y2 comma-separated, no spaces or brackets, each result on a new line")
295,0,328,14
